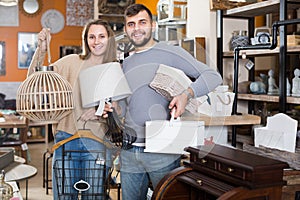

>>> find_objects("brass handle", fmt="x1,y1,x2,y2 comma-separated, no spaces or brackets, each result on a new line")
196,180,202,185
227,167,235,173
201,159,207,164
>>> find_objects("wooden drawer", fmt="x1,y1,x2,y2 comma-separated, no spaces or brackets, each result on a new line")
196,157,216,170
218,162,246,180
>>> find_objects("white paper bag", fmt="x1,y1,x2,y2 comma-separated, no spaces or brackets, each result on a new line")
145,117,204,154
198,86,235,116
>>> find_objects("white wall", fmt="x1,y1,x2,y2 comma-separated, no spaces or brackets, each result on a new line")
187,0,216,68
187,0,248,84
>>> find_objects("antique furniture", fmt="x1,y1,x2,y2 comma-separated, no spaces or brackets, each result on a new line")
0,115,28,161
152,144,288,199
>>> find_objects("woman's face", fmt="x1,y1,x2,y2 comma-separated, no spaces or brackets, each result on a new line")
87,24,109,57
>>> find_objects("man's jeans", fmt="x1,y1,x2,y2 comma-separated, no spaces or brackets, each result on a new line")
120,146,181,200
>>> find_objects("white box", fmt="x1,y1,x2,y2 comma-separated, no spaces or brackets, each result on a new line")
144,120,204,154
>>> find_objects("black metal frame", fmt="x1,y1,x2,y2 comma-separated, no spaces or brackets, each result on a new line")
216,0,300,147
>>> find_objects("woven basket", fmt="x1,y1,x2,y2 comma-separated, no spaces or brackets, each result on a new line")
16,66,74,122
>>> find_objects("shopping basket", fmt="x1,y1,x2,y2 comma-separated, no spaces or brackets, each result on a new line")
53,147,111,200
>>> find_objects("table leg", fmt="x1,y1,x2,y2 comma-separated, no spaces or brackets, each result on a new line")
26,179,28,200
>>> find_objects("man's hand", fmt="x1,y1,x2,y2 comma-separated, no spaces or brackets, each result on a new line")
168,87,194,118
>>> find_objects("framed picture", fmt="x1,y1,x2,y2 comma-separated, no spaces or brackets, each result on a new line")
0,41,5,75
59,45,82,58
18,32,38,69
98,0,135,15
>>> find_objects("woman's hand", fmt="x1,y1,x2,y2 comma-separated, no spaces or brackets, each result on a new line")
38,28,51,53
102,101,121,118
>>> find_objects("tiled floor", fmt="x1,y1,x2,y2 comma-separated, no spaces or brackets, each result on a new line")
18,142,121,200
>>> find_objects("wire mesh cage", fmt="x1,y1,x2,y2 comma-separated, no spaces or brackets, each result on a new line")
53,149,111,200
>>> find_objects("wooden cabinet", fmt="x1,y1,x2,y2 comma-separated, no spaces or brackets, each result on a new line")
152,144,288,200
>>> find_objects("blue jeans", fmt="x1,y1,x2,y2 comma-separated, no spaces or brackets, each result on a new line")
52,131,112,200
120,146,181,200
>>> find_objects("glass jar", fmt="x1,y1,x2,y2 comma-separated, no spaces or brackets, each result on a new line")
0,170,13,200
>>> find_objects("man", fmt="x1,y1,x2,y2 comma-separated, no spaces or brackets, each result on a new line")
106,4,222,199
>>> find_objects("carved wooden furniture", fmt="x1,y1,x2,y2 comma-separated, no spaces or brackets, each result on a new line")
152,144,288,199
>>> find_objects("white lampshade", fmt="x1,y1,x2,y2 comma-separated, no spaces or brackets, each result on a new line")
16,66,74,122
79,62,131,113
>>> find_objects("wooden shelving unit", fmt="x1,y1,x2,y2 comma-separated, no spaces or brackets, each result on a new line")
238,93,300,104
224,0,300,17
223,45,300,57
218,0,300,114
216,0,300,147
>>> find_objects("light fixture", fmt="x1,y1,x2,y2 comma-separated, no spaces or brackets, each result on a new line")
0,0,18,6
17,66,74,122
16,32,74,122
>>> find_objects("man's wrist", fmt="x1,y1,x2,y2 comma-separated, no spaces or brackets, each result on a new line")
182,88,193,101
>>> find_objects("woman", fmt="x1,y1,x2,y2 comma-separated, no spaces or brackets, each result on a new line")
28,19,117,200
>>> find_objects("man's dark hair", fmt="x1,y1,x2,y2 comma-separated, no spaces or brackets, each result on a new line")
124,4,153,22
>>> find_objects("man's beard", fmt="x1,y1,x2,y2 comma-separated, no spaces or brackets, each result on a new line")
128,31,152,47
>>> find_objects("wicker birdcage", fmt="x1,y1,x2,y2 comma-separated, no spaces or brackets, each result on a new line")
16,66,74,122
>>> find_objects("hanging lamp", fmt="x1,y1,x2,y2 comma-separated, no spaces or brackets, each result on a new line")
16,31,74,122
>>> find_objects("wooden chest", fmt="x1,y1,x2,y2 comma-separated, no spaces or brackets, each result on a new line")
153,144,289,200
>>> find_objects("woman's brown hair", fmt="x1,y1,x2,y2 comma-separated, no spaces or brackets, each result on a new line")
80,19,117,63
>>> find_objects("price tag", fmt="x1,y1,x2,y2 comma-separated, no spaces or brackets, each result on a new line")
245,60,254,70
21,143,28,151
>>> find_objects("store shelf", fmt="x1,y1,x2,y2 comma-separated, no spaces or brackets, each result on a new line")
238,93,300,104
223,45,300,57
224,0,300,18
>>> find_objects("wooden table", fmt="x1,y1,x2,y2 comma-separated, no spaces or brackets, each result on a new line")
0,115,28,161
182,113,261,146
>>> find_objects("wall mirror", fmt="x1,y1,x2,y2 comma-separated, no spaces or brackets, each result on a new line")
0,41,5,75
18,32,38,69
19,0,42,17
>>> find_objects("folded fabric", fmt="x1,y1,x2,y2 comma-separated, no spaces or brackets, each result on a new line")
149,64,200,114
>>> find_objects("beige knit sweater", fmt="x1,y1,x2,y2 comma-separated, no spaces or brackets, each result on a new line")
28,48,107,139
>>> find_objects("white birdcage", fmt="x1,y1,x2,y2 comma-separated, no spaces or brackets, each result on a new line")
16,65,74,122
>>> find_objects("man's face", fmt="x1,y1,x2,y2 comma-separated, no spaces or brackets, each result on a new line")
124,10,154,48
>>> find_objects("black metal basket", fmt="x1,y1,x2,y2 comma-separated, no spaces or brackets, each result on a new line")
53,149,111,200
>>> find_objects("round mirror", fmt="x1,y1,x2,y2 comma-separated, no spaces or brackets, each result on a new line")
23,0,38,14
19,0,42,17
